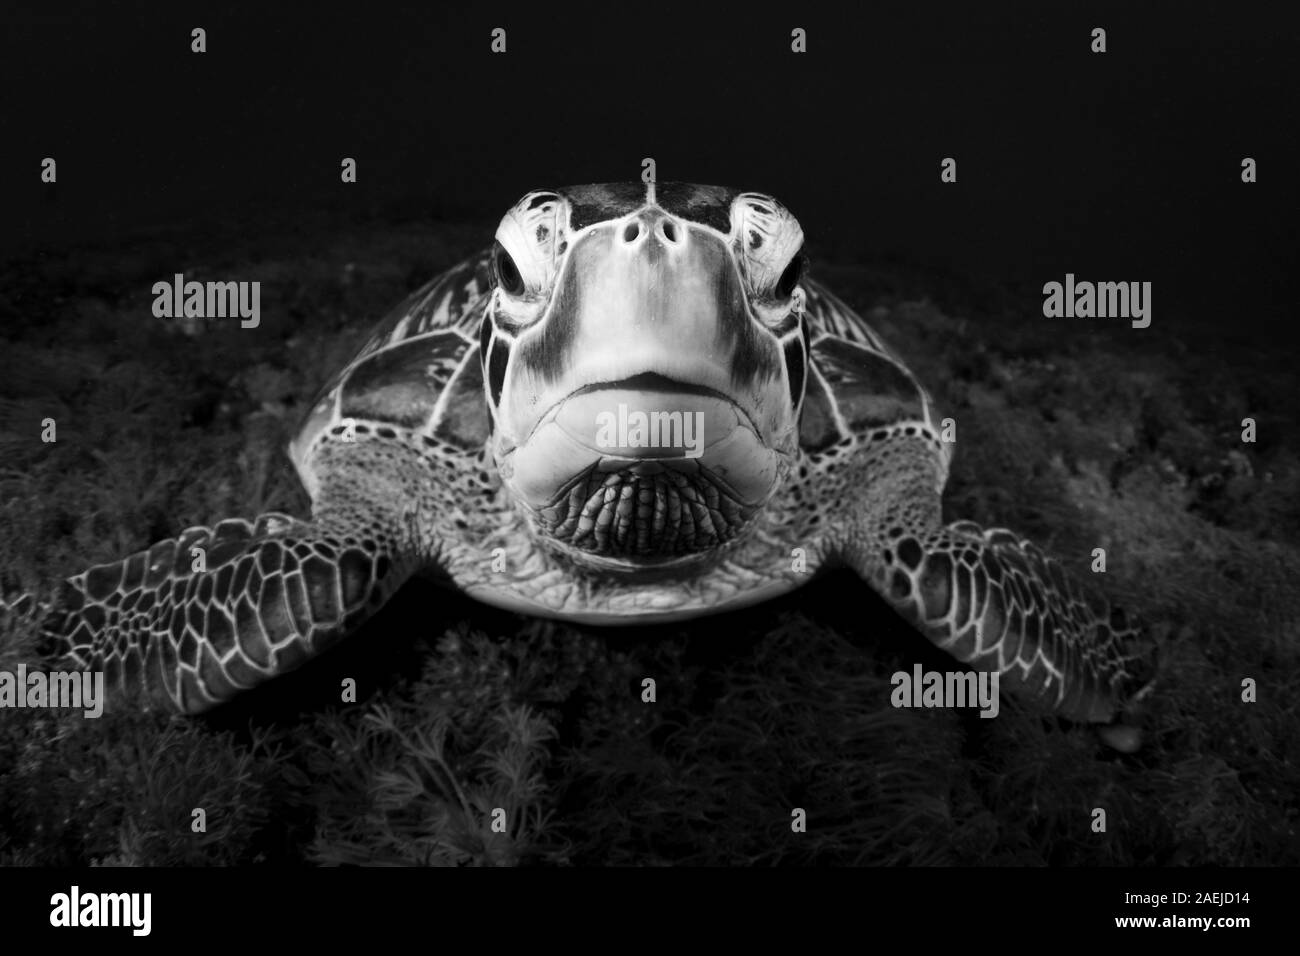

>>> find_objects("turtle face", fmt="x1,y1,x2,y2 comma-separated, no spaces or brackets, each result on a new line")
481,182,810,572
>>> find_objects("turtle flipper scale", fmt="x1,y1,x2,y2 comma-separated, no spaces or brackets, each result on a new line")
872,523,1158,724
827,428,1158,728
39,512,410,714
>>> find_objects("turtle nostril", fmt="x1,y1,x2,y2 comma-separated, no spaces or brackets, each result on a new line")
623,222,641,243
661,220,678,243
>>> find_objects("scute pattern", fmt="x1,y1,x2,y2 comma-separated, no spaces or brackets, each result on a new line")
356,249,494,356
291,252,494,479
341,331,471,429
821,426,1157,724
811,337,930,431
40,512,405,713
655,182,737,233
881,524,1156,720
22,182,1159,734
801,278,897,352
793,278,938,454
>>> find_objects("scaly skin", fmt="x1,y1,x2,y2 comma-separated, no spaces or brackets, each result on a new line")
37,419,1156,724
25,181,1159,733
35,428,811,711
818,424,1158,724
38,441,426,713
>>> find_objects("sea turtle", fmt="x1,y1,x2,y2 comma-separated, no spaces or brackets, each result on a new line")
35,181,1157,740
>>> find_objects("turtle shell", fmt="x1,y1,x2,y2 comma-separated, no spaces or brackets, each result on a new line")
796,278,946,457
288,249,495,494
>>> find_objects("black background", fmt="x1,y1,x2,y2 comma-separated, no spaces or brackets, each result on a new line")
0,0,1297,886
2,1,1295,336
2,865,1283,941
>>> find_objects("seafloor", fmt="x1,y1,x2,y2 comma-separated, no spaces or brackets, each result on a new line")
1,216,1296,865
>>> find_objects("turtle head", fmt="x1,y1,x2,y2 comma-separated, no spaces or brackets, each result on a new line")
481,182,810,572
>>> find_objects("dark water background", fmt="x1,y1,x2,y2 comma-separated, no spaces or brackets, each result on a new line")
2,3,1294,342
1,2,1298,870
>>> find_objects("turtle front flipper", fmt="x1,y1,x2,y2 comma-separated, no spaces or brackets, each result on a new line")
826,428,1158,735
38,510,413,714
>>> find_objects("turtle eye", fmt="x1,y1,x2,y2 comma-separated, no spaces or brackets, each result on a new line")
492,241,525,297
775,253,806,299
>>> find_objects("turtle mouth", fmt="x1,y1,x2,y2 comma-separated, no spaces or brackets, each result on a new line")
533,458,758,562
570,372,733,404
498,373,786,566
